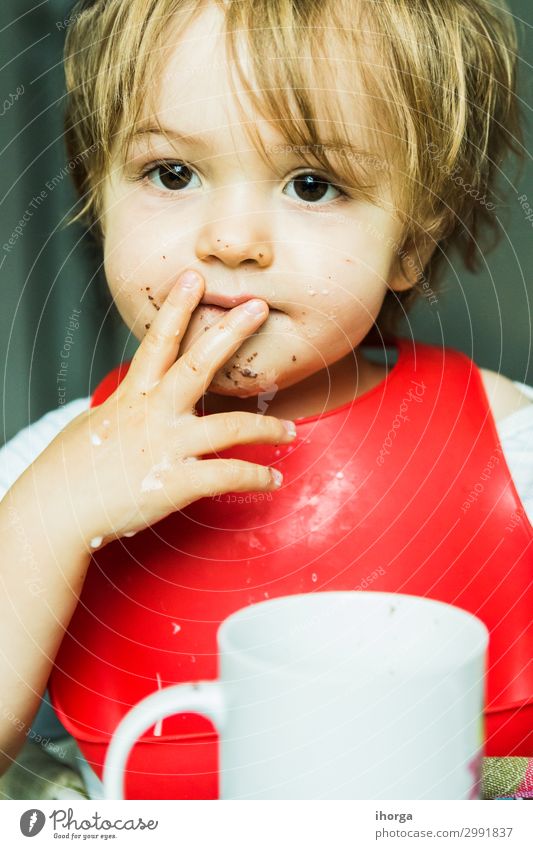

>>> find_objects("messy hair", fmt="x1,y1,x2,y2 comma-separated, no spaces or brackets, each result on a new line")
63,0,524,332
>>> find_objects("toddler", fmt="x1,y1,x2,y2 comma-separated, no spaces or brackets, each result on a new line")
1,0,532,799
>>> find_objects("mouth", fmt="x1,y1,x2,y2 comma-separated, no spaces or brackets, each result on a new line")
200,292,264,309
199,292,282,312
199,303,280,315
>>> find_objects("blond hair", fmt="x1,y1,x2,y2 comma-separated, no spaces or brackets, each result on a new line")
63,0,524,331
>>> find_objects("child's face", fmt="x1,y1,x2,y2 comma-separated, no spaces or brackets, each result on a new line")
102,3,409,400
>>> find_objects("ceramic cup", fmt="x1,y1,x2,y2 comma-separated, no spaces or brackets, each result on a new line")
103,591,488,799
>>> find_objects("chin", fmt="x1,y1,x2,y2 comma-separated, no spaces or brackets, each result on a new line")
210,357,285,396
209,374,264,398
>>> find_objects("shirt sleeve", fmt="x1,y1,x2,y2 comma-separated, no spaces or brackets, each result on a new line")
492,381,533,525
0,398,91,501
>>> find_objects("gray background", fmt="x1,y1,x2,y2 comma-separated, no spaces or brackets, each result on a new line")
1,0,531,445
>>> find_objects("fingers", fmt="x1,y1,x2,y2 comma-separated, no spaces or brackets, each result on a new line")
126,270,204,392
164,298,269,404
177,457,284,503
169,411,297,458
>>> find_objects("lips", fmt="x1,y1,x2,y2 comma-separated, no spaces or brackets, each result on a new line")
200,293,265,309
199,295,280,314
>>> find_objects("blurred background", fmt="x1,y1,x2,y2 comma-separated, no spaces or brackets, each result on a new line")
1,0,531,445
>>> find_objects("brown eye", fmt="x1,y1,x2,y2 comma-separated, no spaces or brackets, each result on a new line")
285,173,342,205
147,162,199,192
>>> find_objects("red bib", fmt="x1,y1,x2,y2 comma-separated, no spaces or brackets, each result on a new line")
49,337,533,799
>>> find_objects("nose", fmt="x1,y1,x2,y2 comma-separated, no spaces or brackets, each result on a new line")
195,197,273,269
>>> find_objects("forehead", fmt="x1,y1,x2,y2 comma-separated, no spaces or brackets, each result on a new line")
138,2,377,154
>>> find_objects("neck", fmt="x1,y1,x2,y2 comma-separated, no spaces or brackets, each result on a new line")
198,347,389,422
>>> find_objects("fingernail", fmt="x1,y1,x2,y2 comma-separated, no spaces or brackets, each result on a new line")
180,270,200,288
270,468,283,487
281,419,297,437
244,299,267,315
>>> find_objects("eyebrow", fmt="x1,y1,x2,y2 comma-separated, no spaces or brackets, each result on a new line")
129,126,386,179
131,127,214,153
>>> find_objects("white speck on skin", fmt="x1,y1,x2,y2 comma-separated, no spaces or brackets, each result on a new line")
172,622,181,635
335,470,344,479
311,572,318,582
91,433,102,446
124,531,136,538
141,457,171,492
89,536,103,549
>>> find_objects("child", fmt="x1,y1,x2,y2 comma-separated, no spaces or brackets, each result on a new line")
1,0,532,799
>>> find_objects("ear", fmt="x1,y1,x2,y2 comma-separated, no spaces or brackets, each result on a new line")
387,234,436,293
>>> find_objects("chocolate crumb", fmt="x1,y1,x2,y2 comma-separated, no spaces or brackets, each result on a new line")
241,368,257,378
292,355,297,361
224,371,232,379
148,295,154,300
154,304,160,310
146,286,151,291
162,256,166,260
145,323,151,330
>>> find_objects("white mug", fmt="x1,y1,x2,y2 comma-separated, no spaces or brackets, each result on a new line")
103,591,488,799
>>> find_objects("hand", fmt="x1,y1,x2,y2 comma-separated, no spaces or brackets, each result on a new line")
45,269,296,549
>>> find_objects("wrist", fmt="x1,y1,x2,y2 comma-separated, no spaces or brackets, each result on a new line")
2,466,95,564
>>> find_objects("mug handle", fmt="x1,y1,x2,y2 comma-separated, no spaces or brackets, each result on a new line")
102,681,226,799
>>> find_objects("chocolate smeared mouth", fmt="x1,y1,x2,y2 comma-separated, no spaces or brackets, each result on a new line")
199,304,280,314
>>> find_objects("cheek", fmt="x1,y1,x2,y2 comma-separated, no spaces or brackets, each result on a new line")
322,218,399,322
304,252,389,336
104,221,180,337
104,214,168,287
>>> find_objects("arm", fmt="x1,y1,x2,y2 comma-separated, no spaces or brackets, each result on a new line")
0,269,296,777
0,465,91,775
479,368,532,422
